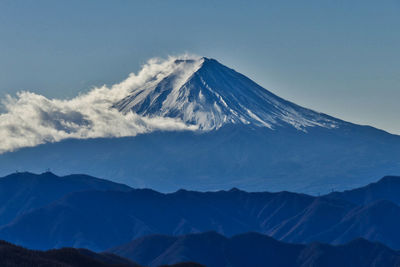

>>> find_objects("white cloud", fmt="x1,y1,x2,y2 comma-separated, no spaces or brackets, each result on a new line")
0,55,201,154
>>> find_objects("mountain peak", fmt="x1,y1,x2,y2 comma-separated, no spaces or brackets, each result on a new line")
113,56,340,131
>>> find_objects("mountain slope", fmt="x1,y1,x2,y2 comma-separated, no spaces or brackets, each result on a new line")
114,58,339,131
0,240,140,267
108,232,400,267
0,172,132,225
1,123,400,194
269,197,353,242
313,200,400,248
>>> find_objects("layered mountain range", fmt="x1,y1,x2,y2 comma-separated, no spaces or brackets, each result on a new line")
1,172,400,253
1,57,400,193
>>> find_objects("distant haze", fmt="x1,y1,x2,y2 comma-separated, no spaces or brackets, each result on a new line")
0,0,399,133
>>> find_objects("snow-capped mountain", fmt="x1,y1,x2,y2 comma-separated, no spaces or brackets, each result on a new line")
1,56,400,194
114,57,339,131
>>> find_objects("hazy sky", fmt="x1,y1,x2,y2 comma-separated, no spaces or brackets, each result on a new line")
0,0,399,133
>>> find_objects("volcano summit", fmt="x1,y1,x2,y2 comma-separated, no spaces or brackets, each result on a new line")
114,57,340,131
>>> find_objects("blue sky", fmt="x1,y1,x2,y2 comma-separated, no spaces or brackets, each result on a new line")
0,0,399,133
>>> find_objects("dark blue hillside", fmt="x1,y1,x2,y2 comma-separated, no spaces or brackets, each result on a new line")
108,232,400,267
327,175,400,205
0,172,132,225
0,240,141,266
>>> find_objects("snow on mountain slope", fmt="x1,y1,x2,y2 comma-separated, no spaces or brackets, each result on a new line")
114,57,340,131
0,55,342,154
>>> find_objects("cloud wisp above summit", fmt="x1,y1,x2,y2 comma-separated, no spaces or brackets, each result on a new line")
0,55,202,153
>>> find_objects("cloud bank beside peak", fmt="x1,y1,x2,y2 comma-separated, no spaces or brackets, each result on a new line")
0,55,201,154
